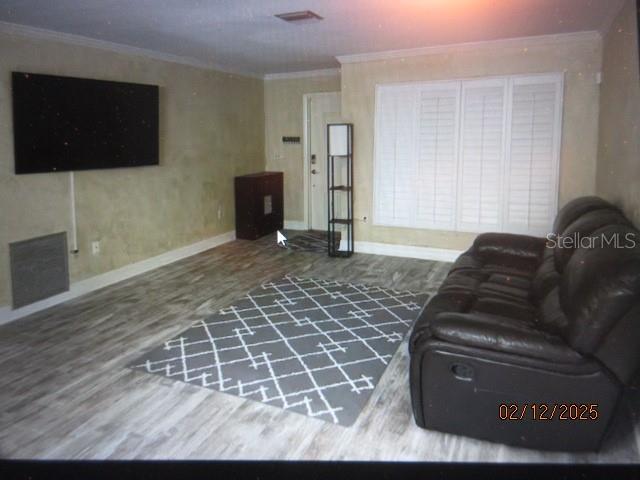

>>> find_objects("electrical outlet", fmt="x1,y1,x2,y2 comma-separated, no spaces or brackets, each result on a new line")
91,240,100,255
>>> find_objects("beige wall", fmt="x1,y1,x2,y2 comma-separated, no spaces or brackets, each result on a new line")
0,32,264,308
0,27,615,308
596,0,640,226
340,34,603,251
264,74,341,223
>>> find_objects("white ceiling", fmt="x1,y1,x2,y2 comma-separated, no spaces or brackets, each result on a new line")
0,0,625,77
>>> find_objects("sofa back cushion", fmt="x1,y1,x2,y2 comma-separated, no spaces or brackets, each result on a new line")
532,248,560,300
594,303,640,384
553,208,630,273
530,197,622,299
538,286,570,334
552,196,619,235
560,225,640,359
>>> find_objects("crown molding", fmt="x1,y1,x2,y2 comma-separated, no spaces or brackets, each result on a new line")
263,67,341,81
0,21,263,79
336,30,602,65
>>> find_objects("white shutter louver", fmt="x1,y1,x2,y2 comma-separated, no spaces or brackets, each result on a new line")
504,75,562,235
373,89,400,225
457,80,506,232
415,83,460,230
374,87,418,227
392,89,418,225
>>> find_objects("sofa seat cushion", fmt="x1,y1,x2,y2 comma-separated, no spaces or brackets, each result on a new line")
450,252,538,280
430,312,583,364
477,281,531,302
487,273,531,290
438,271,533,307
471,297,536,323
438,272,484,294
482,263,536,279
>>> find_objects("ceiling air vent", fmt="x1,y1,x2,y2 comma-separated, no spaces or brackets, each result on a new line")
275,10,323,24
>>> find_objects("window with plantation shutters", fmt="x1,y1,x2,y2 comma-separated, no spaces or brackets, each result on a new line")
373,73,563,236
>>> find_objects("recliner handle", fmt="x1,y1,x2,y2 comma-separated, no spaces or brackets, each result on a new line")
451,362,474,381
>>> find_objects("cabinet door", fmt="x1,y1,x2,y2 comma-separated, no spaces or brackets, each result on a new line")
235,178,258,239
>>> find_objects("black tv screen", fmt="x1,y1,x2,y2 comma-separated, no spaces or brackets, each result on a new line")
12,72,159,174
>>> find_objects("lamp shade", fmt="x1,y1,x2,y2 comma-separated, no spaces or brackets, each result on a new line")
328,124,349,156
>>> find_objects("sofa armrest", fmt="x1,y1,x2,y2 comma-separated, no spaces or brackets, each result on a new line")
430,312,582,364
472,232,546,268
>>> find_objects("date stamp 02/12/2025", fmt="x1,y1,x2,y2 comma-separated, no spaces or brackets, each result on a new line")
499,403,599,421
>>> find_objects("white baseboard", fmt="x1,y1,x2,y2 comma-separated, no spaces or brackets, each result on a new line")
351,241,463,262
0,230,236,326
284,220,308,231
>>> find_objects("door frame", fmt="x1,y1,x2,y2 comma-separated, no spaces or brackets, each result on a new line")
302,91,341,231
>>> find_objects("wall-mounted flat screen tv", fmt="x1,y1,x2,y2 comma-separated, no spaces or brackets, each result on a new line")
12,72,159,174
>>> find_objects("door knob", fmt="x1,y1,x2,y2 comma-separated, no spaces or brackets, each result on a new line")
311,169,318,174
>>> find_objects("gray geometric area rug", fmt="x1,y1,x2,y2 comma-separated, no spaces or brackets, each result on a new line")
129,275,429,426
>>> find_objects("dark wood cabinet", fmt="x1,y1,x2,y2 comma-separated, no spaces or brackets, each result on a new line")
234,171,283,240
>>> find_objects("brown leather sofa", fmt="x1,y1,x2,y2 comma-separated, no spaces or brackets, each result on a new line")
409,196,640,451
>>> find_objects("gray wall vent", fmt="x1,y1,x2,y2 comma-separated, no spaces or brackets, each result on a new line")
10,232,70,309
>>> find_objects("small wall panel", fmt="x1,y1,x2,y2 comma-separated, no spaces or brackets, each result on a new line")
10,232,69,309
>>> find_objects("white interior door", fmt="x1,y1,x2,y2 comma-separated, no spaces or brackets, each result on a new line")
308,92,341,231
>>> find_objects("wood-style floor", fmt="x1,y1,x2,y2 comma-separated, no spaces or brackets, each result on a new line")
1,233,639,462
